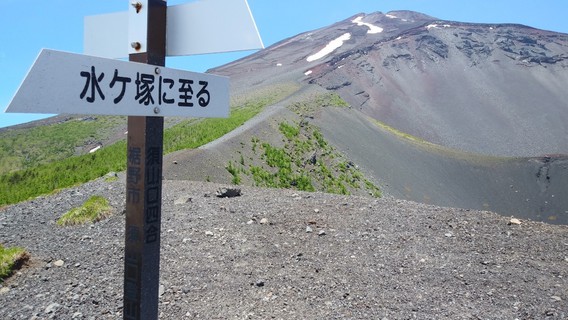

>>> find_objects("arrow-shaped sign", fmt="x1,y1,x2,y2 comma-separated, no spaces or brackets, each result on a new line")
84,0,264,58
5,49,229,118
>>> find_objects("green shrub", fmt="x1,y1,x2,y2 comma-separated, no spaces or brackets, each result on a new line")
289,92,349,115
279,122,300,140
226,161,241,185
238,120,379,197
293,173,315,192
251,137,260,153
262,143,291,170
365,180,382,198
0,244,29,280
313,129,328,149
57,196,112,226
318,92,349,108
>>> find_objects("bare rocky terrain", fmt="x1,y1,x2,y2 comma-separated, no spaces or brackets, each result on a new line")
2,10,568,319
214,11,568,158
204,11,568,224
1,174,567,319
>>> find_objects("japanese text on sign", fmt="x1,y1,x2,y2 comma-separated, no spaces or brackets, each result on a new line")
80,66,210,108
126,145,163,245
6,49,229,118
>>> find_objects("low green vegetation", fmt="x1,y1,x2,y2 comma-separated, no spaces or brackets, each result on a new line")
0,86,293,206
278,122,300,140
289,92,349,116
104,173,119,182
226,161,241,185
0,141,127,206
0,116,125,175
163,100,267,153
227,120,381,197
318,92,350,108
0,244,28,280
222,90,380,197
371,119,428,144
57,195,112,226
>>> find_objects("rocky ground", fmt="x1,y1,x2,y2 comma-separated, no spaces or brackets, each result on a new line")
0,174,567,319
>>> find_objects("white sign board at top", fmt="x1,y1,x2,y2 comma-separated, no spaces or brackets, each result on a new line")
84,0,264,58
5,49,229,118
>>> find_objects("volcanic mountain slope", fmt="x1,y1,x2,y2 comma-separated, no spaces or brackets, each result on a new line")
215,10,568,157
314,18,568,157
167,11,568,224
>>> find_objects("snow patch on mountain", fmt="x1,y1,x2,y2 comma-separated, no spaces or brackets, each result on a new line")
352,16,383,34
305,16,384,62
426,24,452,30
306,33,351,62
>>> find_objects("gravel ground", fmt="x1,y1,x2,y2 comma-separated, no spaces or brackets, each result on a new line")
1,174,567,319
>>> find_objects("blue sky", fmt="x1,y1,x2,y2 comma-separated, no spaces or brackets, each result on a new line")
1,0,567,128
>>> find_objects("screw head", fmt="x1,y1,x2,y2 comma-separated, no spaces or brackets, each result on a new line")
130,42,142,50
131,2,142,13
153,107,160,114
155,67,161,75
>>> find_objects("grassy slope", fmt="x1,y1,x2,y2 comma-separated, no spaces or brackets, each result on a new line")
0,90,284,206
0,116,125,175
222,92,382,197
0,86,381,206
227,119,381,197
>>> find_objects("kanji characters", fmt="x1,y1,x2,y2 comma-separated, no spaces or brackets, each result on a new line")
80,66,105,103
79,66,213,109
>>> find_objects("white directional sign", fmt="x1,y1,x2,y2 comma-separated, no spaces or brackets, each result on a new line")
5,49,229,118
84,0,264,58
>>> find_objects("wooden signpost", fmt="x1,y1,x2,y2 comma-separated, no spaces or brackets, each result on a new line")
5,1,263,319
123,2,166,318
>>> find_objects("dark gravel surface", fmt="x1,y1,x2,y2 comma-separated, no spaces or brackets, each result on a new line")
1,174,567,319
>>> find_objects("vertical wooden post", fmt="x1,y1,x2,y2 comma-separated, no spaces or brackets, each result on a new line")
123,1,166,319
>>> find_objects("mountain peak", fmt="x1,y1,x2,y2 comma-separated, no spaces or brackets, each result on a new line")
201,10,568,223
213,10,568,157
384,10,438,21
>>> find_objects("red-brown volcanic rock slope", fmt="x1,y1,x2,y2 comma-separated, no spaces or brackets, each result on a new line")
213,10,568,157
